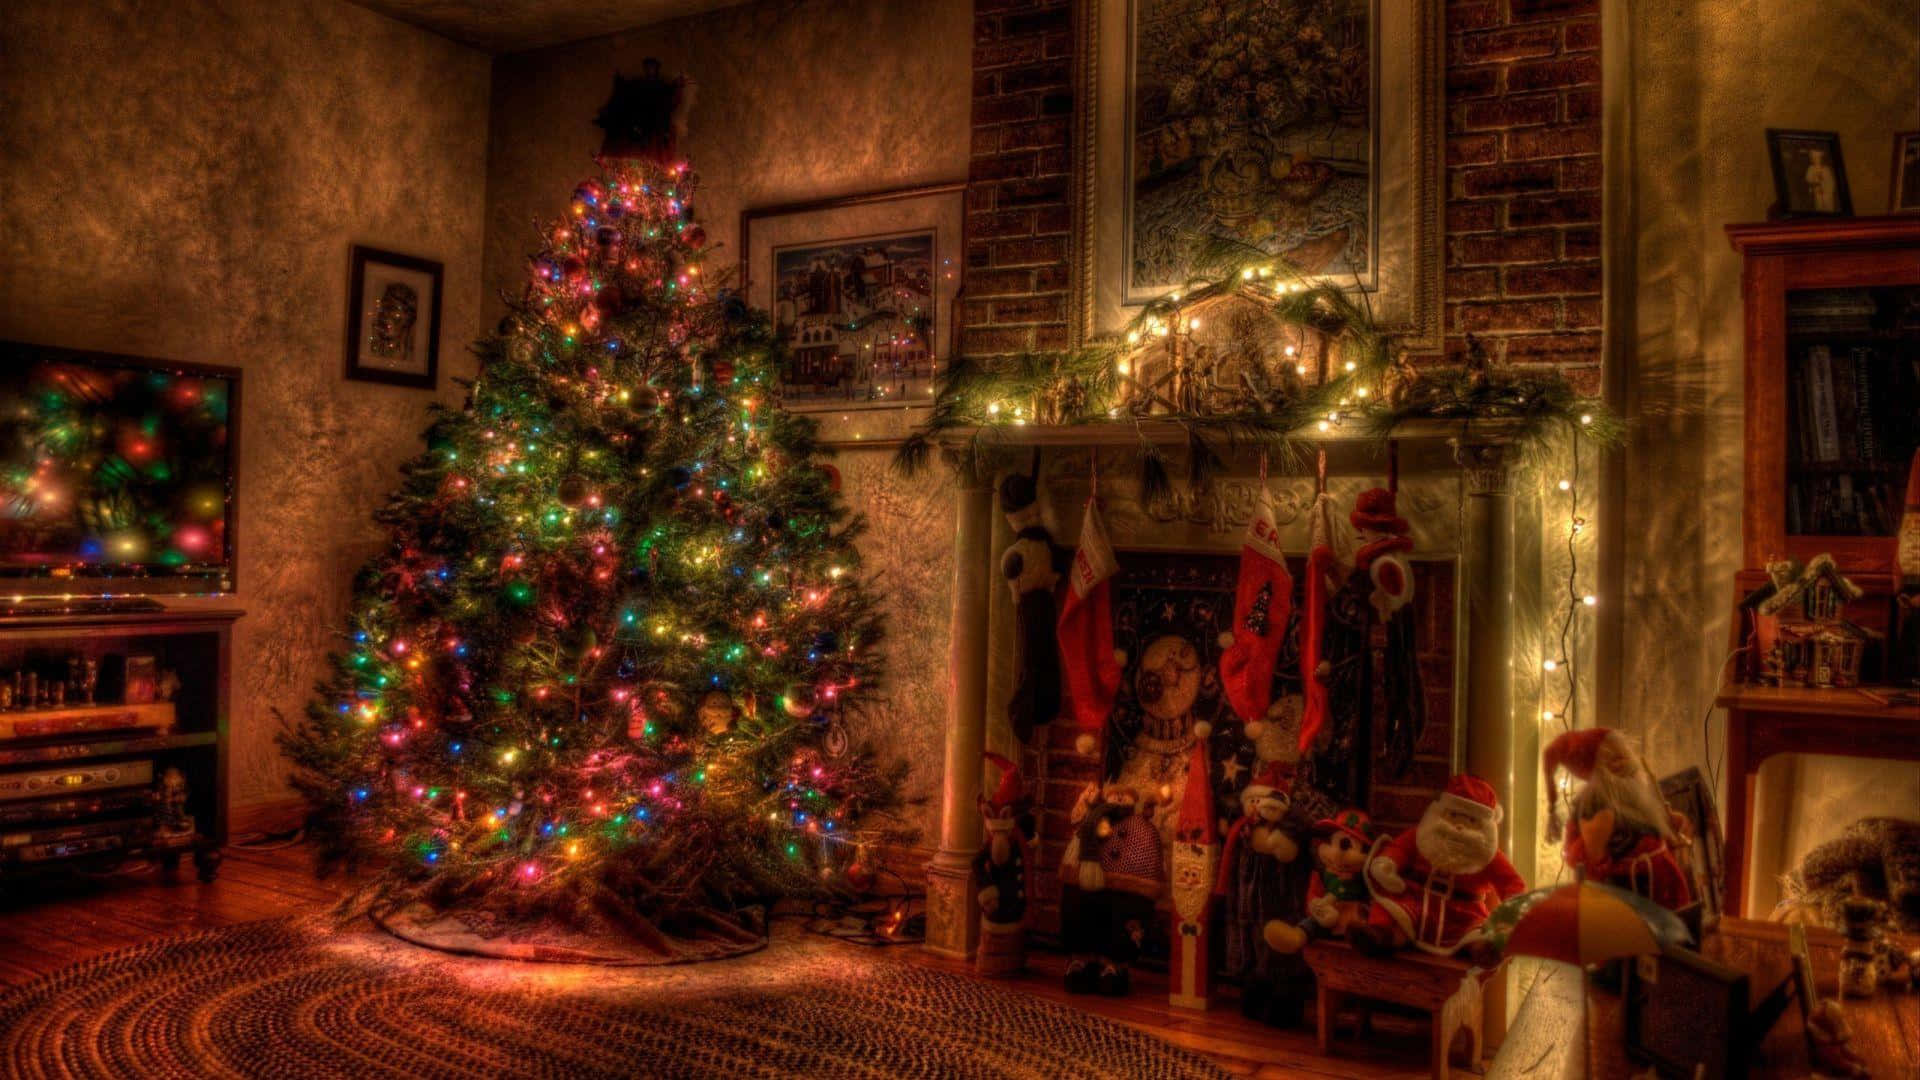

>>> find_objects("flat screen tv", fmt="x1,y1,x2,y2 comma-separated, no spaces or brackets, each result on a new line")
0,342,238,597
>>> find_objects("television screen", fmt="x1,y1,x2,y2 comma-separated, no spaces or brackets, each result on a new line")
0,343,237,594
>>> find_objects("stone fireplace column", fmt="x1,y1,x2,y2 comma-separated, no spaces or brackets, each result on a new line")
924,454,996,958
1454,437,1518,1042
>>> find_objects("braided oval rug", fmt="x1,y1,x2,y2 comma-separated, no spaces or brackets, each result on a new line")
0,917,1230,1080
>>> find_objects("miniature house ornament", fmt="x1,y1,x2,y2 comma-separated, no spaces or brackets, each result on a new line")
1750,553,1874,688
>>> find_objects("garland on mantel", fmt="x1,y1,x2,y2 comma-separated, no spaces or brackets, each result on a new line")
895,239,1620,498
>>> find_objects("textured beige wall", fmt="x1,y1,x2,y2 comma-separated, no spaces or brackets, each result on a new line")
1622,0,1920,912
482,0,973,323
483,0,972,840
0,0,492,810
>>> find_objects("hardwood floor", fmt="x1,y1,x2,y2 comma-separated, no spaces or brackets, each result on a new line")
0,843,1430,1079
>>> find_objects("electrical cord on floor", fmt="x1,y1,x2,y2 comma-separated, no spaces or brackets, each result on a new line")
229,825,306,850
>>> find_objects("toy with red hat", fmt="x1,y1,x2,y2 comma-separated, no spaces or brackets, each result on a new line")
1351,774,1528,957
1543,728,1694,911
1213,759,1314,1026
972,752,1033,930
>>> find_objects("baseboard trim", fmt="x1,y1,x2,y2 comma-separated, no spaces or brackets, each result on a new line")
228,796,305,840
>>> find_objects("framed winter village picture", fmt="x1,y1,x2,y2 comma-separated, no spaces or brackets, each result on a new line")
741,184,964,427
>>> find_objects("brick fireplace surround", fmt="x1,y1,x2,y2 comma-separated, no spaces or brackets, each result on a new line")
963,0,1603,385
930,0,1604,975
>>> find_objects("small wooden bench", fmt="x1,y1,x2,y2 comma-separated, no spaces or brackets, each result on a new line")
1303,940,1503,1079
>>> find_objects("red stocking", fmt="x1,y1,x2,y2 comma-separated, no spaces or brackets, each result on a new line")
1297,490,1340,755
1057,498,1121,755
1219,488,1292,726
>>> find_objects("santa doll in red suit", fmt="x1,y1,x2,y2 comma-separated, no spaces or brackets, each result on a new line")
1544,727,1694,911
1350,774,1527,958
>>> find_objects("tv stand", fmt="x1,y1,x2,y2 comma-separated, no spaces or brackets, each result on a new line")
0,606,239,889
0,596,167,617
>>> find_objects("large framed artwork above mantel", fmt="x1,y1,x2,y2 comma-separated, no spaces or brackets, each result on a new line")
1072,0,1443,350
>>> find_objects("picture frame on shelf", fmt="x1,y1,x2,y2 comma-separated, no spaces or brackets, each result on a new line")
739,184,964,435
344,245,443,390
1766,129,1853,219
1891,131,1920,215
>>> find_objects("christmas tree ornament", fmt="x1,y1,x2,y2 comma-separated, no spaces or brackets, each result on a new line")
1219,470,1293,729
696,689,736,736
999,470,1067,745
1350,774,1526,958
1545,727,1695,911
1058,493,1122,757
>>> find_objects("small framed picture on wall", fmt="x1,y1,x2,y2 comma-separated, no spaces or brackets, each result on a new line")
740,183,964,426
345,245,443,389
1891,131,1920,214
1766,129,1853,218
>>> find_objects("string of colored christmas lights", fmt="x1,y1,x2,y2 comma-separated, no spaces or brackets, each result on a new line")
280,144,908,933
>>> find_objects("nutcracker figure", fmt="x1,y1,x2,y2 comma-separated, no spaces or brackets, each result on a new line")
973,751,1034,975
1168,738,1217,1009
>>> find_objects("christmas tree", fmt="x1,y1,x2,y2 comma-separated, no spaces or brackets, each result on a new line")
281,65,905,939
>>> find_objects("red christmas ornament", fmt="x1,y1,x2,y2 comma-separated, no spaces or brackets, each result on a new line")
683,225,707,250
709,358,734,385
592,283,624,314
562,257,588,285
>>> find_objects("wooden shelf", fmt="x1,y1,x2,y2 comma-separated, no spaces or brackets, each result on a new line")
1714,683,1920,720
0,730,217,768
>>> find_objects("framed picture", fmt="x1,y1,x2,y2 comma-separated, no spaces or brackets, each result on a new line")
345,245,443,389
1766,129,1853,218
1624,946,1754,1079
1660,765,1726,925
740,184,964,423
1074,0,1443,348
1891,131,1920,214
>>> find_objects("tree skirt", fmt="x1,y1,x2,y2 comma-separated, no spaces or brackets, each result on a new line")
0,918,1231,1080
371,903,768,965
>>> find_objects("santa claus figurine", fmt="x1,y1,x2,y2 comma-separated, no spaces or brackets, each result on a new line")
1544,727,1693,911
1350,774,1526,959
974,751,1035,976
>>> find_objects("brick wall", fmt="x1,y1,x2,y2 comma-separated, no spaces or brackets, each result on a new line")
1443,0,1602,387
964,0,1075,357
959,0,1604,389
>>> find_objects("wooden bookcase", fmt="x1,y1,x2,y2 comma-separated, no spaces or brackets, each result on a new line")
1730,215,1920,574
1720,217,1920,916
0,607,239,886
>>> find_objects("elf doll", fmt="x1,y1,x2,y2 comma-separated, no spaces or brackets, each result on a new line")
1214,761,1313,1026
1348,486,1426,778
1059,782,1161,996
1544,728,1693,911
1269,808,1379,952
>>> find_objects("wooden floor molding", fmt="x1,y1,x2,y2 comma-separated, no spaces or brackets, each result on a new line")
0,843,1431,1078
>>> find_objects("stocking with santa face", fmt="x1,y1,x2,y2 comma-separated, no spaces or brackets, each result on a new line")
1219,486,1293,731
